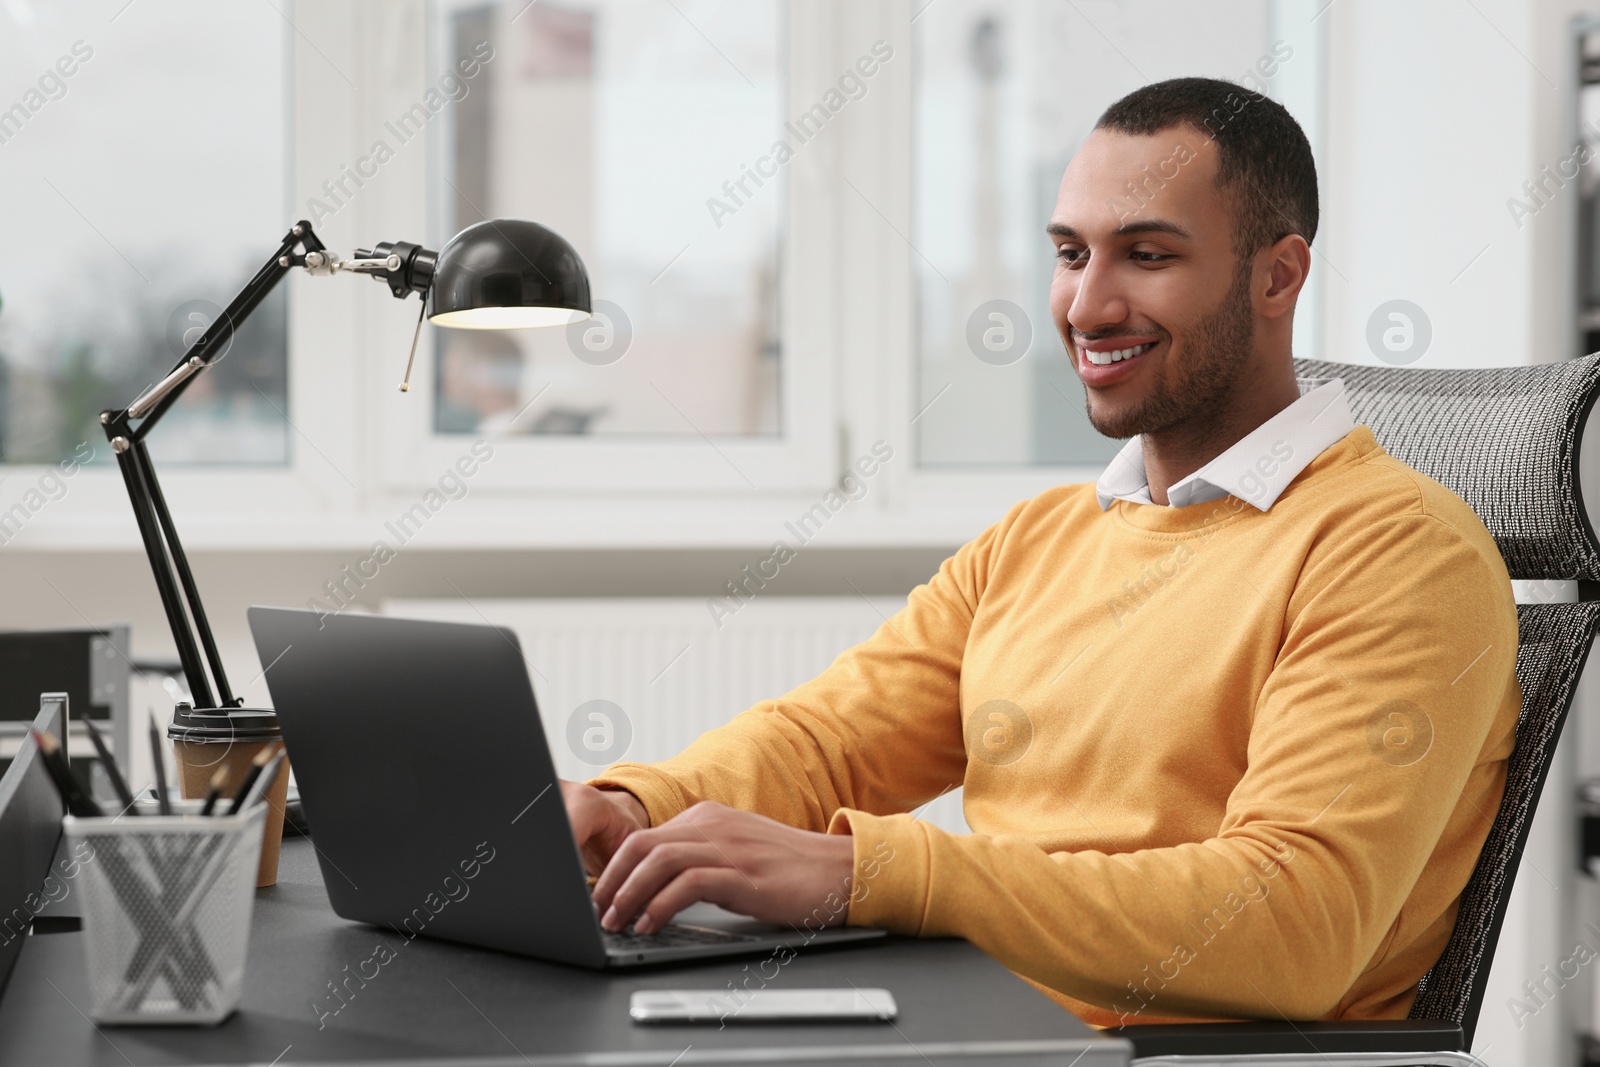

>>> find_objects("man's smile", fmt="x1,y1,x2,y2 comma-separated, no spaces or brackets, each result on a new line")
1074,336,1161,386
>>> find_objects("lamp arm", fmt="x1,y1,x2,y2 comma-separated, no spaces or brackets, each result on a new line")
123,222,326,438
98,220,431,713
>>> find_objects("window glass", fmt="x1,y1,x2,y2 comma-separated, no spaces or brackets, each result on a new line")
0,1,289,465
430,0,782,438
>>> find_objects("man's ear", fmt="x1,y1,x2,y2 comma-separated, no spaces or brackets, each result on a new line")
1257,233,1310,320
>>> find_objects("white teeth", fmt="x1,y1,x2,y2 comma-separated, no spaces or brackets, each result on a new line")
1084,342,1154,366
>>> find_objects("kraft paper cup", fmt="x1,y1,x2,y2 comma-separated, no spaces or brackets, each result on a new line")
167,705,288,888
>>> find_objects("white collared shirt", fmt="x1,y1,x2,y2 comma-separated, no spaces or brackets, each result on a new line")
1094,377,1355,513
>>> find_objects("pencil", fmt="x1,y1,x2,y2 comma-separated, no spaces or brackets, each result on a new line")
234,749,286,815
31,729,103,818
147,718,172,816
199,766,229,816
82,718,136,815
223,744,276,817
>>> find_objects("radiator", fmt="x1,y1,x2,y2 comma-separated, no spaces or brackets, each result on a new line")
381,595,970,833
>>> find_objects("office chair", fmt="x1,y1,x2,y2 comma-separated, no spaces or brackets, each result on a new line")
1125,354,1600,1065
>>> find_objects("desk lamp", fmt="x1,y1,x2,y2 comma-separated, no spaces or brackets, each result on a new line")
100,218,590,719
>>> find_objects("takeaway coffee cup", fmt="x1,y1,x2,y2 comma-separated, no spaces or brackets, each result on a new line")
167,704,290,888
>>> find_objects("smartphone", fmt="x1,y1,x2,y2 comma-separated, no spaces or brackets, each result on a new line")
629,987,897,1024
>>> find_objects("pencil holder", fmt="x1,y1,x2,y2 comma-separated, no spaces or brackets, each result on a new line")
62,800,267,1025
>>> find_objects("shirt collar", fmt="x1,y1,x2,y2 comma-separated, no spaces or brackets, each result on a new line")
1094,377,1355,513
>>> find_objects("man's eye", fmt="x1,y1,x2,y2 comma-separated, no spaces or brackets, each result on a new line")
1054,248,1170,267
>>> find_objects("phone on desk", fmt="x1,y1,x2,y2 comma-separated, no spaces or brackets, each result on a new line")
630,988,897,1024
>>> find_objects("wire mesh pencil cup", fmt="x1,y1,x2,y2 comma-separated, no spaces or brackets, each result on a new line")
62,800,266,1025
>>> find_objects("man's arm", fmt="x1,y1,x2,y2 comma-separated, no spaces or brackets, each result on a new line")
567,503,1032,925
583,503,1031,831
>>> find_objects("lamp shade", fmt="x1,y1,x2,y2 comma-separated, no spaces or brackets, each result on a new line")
428,219,591,329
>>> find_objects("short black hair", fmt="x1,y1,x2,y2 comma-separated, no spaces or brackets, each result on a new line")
1095,77,1318,262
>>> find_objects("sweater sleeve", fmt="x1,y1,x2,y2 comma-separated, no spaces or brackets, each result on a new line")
836,513,1519,1022
587,502,1030,830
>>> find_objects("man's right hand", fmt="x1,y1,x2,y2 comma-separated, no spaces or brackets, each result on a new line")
561,779,650,876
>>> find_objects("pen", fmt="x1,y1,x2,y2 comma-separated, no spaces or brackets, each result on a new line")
82,717,137,816
31,729,104,818
199,766,229,817
147,718,172,816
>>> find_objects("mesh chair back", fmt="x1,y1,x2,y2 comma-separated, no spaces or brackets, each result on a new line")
1291,357,1600,1046
1408,602,1600,1042
1295,356,1600,582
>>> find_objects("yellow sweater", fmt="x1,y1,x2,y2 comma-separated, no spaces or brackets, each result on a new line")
592,426,1521,1028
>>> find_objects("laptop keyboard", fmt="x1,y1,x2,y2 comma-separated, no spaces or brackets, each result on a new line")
604,922,760,952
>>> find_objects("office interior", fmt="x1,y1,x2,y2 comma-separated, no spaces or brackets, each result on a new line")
1,1,1598,1065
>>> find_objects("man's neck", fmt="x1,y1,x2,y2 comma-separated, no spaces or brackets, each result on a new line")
1142,365,1303,505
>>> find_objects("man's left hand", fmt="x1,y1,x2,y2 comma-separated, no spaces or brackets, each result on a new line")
590,801,855,935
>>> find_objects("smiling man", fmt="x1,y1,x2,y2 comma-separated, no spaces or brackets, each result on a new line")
563,77,1521,1028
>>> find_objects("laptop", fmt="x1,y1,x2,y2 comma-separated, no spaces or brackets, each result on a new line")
247,606,886,968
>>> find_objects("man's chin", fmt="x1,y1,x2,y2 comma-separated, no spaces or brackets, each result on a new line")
1085,402,1152,441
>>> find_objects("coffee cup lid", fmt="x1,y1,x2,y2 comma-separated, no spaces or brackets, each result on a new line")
166,703,282,743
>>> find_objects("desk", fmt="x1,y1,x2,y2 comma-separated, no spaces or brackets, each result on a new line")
0,835,1130,1066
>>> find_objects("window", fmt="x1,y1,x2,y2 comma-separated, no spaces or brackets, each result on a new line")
372,0,829,494
0,1,289,466
0,3,1325,545
428,0,782,439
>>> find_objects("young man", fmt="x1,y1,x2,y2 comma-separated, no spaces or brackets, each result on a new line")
562,77,1520,1028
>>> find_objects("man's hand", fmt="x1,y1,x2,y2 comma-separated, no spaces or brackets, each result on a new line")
591,801,855,935
562,780,650,876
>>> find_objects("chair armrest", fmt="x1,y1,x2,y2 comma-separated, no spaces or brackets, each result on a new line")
1126,1018,1465,1060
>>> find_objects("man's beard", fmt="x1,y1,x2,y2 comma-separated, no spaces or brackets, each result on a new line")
1083,261,1256,441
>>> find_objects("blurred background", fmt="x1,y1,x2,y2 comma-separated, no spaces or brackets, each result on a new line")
0,2,1594,1062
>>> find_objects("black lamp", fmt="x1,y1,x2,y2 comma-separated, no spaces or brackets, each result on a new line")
101,218,590,718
